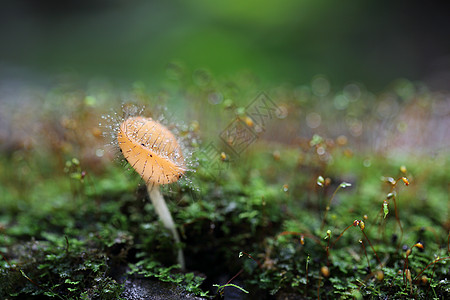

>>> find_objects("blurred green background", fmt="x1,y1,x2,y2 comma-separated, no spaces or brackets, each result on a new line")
1,1,450,298
1,0,449,90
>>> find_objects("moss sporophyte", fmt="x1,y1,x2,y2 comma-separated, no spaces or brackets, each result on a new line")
104,104,194,270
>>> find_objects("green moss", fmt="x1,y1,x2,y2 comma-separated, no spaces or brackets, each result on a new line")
1,80,449,299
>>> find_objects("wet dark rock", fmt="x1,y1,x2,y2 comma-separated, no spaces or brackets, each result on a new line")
121,277,204,300
275,292,310,300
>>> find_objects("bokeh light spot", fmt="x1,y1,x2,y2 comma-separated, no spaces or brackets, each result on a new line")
306,112,321,128
311,75,330,97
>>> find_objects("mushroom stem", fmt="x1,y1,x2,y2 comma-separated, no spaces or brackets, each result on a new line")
147,184,185,270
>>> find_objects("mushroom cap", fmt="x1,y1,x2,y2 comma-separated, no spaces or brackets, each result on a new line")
117,116,185,185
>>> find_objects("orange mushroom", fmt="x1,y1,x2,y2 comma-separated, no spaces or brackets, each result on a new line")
118,115,186,269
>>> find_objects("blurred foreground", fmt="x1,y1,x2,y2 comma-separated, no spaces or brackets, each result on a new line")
0,73,449,298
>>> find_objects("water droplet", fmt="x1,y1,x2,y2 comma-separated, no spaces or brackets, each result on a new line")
311,75,330,97
96,149,105,157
